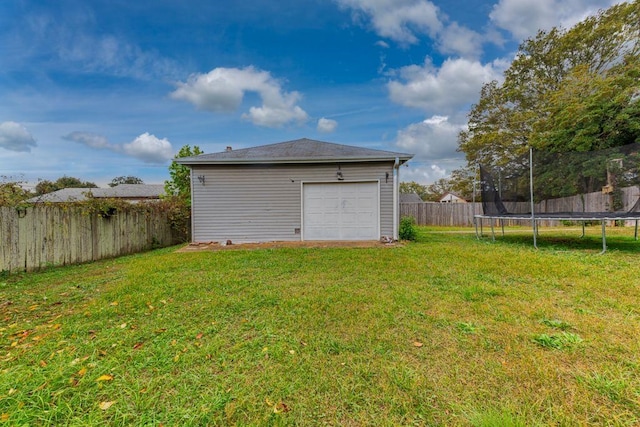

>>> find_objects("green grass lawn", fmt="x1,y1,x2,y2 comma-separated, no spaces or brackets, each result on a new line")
1,227,640,426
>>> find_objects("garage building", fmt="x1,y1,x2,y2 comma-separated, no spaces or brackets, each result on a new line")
176,138,413,242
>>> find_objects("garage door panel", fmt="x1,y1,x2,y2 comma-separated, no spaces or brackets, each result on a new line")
341,212,358,225
303,182,378,241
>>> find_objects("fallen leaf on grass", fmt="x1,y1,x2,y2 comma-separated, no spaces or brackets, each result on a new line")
77,367,87,376
413,341,424,348
196,333,204,340
133,342,144,350
39,360,47,368
1,413,9,421
119,323,127,329
99,401,115,410
274,402,291,413
96,374,114,382
110,301,118,306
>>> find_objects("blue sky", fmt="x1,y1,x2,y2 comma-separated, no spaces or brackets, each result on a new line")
0,0,624,188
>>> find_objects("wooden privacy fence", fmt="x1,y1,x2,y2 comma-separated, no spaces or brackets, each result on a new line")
1,205,177,273
401,202,481,226
400,202,530,226
401,185,640,226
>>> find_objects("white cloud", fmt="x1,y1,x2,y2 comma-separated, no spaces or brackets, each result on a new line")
388,57,504,113
317,117,338,133
436,23,483,58
335,0,491,57
396,115,469,184
396,115,466,161
336,0,442,44
64,131,174,164
401,163,452,185
171,66,309,128
12,8,181,81
0,121,37,152
123,133,174,164
63,131,110,149
490,0,623,40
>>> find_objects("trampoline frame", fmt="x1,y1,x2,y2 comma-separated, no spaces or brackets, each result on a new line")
473,148,640,254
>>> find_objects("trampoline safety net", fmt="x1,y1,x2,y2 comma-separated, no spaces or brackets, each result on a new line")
478,142,640,219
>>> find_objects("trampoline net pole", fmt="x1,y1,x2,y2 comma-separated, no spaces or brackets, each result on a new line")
530,147,537,249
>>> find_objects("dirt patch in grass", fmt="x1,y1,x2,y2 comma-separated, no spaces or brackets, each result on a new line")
176,240,401,252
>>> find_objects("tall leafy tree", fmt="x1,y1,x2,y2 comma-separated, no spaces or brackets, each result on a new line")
35,176,97,195
164,145,203,204
459,1,640,167
446,168,476,201
400,181,429,200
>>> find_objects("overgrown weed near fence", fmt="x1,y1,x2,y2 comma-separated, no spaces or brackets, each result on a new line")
0,198,190,273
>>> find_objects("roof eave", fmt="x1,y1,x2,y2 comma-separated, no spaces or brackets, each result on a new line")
176,156,413,166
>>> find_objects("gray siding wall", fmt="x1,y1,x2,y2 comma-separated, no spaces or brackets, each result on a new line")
190,162,396,242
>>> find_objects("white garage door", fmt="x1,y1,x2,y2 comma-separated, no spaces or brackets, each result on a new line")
303,182,379,241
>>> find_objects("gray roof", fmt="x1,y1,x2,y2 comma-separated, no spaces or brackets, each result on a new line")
176,138,413,165
27,184,165,203
400,193,423,203
27,188,94,203
98,184,165,199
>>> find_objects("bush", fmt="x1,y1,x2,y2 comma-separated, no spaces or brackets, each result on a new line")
399,216,417,241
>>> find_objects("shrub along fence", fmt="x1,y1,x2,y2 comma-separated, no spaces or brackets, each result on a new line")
0,201,188,273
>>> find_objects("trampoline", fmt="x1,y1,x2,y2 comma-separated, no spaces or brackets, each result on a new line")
474,143,640,254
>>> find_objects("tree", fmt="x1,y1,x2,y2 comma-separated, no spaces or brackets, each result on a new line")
35,176,97,195
459,1,640,168
425,178,455,201
399,181,429,200
109,176,144,187
164,145,203,204
0,179,31,206
447,168,476,201
532,61,640,152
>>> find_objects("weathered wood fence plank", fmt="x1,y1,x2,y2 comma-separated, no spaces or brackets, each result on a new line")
0,206,177,273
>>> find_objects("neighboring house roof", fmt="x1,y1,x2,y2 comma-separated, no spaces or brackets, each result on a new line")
400,193,423,203
27,188,94,203
27,184,165,203
176,138,413,165
98,184,165,199
439,192,467,203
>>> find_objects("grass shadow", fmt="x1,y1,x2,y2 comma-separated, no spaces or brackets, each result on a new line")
476,229,640,254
